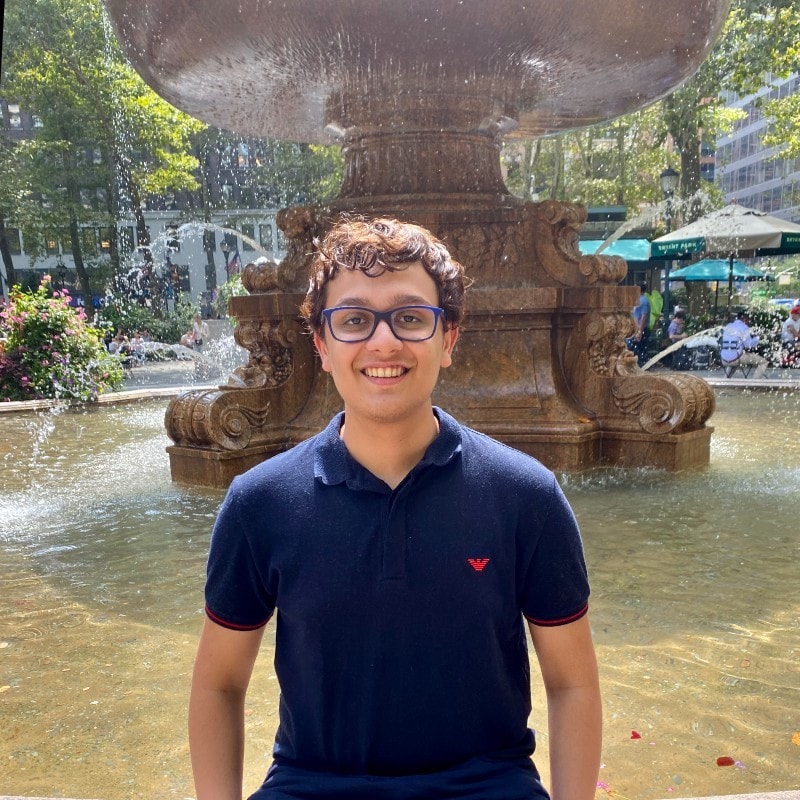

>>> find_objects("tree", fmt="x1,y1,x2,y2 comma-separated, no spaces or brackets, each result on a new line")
502,1,800,225
1,0,205,298
660,0,800,219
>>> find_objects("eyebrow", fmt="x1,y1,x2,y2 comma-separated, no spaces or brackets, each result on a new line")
331,294,435,308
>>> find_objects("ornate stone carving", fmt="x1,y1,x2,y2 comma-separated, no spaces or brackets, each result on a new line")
527,201,628,287
228,318,295,389
583,311,637,377
241,258,281,293
565,310,716,436
165,388,272,451
275,206,329,292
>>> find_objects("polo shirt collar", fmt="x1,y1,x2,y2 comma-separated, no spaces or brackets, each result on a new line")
313,407,462,489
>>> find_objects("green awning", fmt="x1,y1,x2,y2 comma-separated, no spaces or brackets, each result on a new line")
579,238,652,261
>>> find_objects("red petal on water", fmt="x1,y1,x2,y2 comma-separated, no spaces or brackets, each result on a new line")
716,756,736,767
631,730,642,739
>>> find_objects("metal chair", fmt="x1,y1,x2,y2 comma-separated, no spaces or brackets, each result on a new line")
720,336,753,378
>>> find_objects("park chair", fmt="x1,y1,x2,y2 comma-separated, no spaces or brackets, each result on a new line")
719,335,753,378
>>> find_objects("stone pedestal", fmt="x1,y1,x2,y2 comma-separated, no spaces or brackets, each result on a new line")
165,194,714,488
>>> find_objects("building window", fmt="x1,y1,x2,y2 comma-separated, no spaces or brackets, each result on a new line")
259,223,274,250
241,223,255,251
7,104,21,129
82,228,97,256
42,231,59,256
99,227,113,253
6,227,22,255
165,224,180,253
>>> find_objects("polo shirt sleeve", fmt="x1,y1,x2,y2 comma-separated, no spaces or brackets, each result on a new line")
204,478,275,630
521,474,590,627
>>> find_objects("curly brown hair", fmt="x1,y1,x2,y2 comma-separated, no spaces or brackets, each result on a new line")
300,217,467,333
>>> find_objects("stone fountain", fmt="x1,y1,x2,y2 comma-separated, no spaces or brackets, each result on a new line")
105,0,727,487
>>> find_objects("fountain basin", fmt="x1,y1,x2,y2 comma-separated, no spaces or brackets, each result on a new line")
1,388,798,798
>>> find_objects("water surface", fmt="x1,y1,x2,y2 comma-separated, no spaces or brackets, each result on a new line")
0,392,797,799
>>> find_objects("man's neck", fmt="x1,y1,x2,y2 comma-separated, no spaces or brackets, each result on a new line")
340,407,440,490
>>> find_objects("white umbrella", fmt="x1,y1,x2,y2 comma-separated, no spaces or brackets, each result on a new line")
650,204,800,319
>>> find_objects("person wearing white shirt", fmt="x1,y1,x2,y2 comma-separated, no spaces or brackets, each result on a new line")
720,311,767,378
780,306,800,344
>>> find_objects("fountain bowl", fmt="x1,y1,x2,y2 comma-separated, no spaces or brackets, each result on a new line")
105,0,731,142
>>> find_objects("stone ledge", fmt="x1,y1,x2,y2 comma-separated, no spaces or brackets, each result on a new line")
657,792,800,800
2,792,798,800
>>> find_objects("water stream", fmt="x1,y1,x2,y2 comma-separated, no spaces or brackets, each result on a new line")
1,391,798,799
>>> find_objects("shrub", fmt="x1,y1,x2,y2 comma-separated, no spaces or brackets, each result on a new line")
98,295,198,344
0,276,124,402
213,274,248,321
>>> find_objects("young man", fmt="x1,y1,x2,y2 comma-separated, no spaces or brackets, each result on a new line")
189,218,602,800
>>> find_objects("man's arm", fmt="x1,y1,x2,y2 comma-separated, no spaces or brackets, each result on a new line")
189,618,266,800
528,614,602,800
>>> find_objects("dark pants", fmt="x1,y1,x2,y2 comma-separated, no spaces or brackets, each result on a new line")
250,755,549,800
626,328,650,367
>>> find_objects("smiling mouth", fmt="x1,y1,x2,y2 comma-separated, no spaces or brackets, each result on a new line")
363,366,408,378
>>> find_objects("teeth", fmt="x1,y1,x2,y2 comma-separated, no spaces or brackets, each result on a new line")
365,366,405,378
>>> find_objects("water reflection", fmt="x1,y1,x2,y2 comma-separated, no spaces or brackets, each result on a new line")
1,392,798,799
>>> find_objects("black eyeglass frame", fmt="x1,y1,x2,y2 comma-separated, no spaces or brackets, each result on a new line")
321,304,445,343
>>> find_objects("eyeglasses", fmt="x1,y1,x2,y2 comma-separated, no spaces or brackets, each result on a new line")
321,305,445,343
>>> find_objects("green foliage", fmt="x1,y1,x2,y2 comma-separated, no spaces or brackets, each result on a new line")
747,299,791,365
0,0,206,292
213,274,248,320
251,141,344,206
97,295,198,345
0,276,124,400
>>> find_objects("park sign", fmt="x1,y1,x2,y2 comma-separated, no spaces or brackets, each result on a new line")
650,238,705,259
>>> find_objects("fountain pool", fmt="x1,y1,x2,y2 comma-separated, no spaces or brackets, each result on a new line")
1,390,798,799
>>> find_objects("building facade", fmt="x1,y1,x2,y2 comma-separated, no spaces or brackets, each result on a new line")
717,73,800,222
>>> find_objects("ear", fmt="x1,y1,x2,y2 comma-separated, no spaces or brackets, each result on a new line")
313,330,332,372
440,325,459,369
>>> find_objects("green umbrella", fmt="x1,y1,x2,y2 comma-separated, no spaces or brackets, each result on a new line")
667,258,771,320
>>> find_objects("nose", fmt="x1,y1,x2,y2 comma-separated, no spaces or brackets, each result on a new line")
366,318,402,350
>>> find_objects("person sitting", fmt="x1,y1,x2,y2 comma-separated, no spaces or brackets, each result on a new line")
780,305,800,367
179,329,195,349
108,332,134,367
192,313,210,351
130,330,146,365
668,310,688,344
720,310,767,378
666,310,693,370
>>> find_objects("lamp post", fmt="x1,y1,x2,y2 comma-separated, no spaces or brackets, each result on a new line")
220,239,231,274
659,167,679,340
56,257,68,292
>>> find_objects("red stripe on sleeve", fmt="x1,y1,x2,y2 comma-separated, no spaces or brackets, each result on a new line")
205,606,271,631
524,602,589,627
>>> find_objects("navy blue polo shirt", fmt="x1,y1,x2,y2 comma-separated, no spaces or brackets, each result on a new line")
205,408,590,798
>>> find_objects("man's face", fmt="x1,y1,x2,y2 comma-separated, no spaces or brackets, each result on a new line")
313,261,458,427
